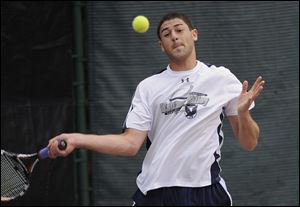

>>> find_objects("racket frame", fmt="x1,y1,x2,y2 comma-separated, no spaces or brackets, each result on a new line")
1,140,66,201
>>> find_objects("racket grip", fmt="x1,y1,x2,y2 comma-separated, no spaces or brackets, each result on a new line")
39,147,49,159
38,140,67,159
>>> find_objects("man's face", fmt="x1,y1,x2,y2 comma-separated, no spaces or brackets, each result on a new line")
159,18,198,61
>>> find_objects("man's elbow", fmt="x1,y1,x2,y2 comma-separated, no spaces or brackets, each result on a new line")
244,143,257,151
125,144,140,156
242,139,258,151
241,126,260,151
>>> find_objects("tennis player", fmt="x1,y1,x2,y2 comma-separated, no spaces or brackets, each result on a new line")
48,12,265,206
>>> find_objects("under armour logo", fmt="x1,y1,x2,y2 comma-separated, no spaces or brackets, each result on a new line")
181,78,190,83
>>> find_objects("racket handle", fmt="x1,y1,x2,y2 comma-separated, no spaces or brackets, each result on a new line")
39,147,49,159
38,140,67,159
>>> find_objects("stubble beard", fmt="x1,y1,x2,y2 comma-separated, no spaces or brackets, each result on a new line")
168,45,193,63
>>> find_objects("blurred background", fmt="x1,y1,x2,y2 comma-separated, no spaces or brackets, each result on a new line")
1,1,299,206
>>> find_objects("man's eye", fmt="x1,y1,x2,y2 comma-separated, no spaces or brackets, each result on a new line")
163,33,170,37
176,29,183,33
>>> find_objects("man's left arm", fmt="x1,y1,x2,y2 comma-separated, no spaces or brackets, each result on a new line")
228,76,265,151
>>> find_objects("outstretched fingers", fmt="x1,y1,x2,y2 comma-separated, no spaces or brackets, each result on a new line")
241,80,249,94
251,76,265,99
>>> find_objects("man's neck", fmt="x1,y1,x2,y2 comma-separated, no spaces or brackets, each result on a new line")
169,50,197,71
169,58,197,71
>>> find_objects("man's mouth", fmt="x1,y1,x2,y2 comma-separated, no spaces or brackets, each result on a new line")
173,44,183,49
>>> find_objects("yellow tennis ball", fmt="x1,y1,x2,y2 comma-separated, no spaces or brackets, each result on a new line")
132,15,149,33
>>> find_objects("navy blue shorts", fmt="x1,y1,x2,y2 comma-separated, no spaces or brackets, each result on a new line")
132,182,232,206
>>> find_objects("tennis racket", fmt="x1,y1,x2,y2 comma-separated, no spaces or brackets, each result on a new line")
1,139,67,202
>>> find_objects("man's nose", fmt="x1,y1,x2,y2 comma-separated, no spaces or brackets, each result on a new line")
170,31,178,41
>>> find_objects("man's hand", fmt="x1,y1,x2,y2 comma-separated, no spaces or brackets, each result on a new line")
47,133,78,158
238,76,265,114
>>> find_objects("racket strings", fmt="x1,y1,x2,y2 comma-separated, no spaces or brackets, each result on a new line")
1,154,29,199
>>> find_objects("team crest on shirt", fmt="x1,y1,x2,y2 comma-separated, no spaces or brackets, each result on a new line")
160,80,209,119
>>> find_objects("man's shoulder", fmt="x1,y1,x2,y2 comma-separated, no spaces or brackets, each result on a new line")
200,61,230,73
198,61,238,82
136,68,167,89
141,68,167,82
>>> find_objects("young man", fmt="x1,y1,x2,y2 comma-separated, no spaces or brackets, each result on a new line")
48,12,265,205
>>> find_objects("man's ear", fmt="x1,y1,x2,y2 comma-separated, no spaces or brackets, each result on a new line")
159,41,165,52
192,28,199,42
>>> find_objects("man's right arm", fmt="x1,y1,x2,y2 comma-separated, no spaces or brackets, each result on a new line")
47,128,147,158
